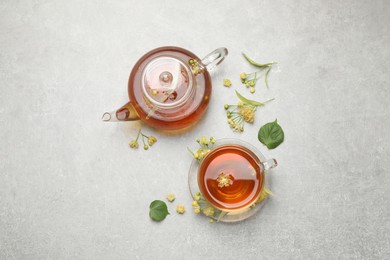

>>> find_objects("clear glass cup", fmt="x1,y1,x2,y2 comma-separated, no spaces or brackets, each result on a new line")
188,138,277,222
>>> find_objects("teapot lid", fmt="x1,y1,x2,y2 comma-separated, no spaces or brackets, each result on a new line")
140,55,194,108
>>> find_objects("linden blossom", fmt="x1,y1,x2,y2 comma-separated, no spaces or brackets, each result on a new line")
240,53,277,92
187,136,216,161
224,91,274,132
217,172,232,188
128,128,157,150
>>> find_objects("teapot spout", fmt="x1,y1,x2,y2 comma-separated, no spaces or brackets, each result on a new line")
102,102,140,122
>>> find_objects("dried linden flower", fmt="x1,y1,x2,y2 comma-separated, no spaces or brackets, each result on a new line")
217,172,232,188
166,193,175,202
129,140,139,149
188,137,215,161
192,201,199,207
223,79,232,87
130,129,157,151
176,205,186,214
199,136,209,145
224,91,273,132
209,218,214,223
148,136,157,146
202,207,215,217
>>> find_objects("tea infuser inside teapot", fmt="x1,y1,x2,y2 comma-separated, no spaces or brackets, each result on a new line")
102,46,228,131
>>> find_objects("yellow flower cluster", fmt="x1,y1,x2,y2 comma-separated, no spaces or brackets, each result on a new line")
191,192,202,214
216,172,232,188
202,207,215,217
239,105,255,123
148,136,157,146
129,140,139,149
223,91,271,132
188,136,215,161
194,148,210,160
129,129,158,151
240,72,257,93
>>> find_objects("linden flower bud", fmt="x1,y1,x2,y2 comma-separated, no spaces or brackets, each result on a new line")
194,207,201,214
202,207,215,217
210,137,216,144
209,218,214,223
224,104,229,110
147,136,157,146
194,194,201,201
250,87,255,93
223,79,232,87
227,111,231,118
194,152,200,159
129,140,139,149
199,136,209,145
249,81,255,87
240,73,247,80
237,101,244,107
192,201,199,207
176,205,186,214
166,193,175,202
143,145,149,150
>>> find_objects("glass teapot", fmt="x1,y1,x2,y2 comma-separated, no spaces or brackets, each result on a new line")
102,46,228,131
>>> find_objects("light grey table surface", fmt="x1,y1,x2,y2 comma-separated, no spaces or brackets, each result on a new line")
1,0,389,259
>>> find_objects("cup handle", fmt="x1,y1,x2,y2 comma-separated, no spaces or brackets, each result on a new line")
200,48,228,72
263,159,278,171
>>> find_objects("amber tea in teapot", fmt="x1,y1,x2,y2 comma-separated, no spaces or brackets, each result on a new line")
103,46,228,131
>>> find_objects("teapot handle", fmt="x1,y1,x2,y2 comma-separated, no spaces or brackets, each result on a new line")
262,159,278,171
200,48,228,72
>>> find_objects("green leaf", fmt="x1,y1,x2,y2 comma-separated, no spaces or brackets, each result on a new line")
242,53,276,68
149,200,169,222
258,119,284,149
235,90,274,107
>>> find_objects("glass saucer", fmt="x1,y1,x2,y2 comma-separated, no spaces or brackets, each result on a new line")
187,138,273,223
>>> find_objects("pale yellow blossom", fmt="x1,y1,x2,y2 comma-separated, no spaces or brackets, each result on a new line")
176,205,186,214
166,193,175,202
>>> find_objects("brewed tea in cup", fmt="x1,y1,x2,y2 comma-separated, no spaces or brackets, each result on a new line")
197,140,277,213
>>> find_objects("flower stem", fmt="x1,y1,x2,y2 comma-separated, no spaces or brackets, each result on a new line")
135,129,142,141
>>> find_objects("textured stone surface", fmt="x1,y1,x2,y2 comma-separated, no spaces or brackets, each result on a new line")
1,0,389,259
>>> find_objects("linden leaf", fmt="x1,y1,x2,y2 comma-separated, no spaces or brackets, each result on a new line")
149,200,169,222
258,119,284,149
